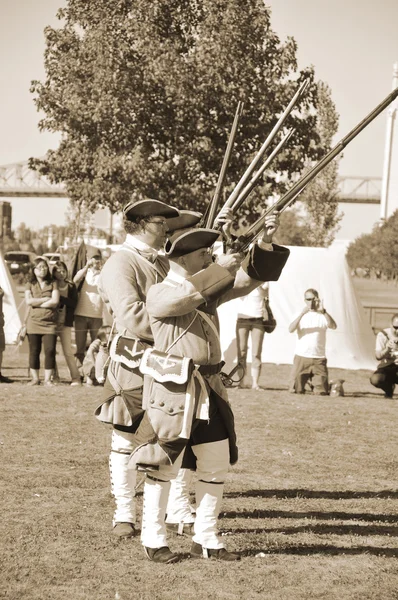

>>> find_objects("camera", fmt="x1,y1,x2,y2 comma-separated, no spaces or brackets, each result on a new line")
311,298,318,310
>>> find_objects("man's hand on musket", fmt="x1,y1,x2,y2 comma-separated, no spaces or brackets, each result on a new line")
214,207,234,241
260,213,280,244
215,252,243,277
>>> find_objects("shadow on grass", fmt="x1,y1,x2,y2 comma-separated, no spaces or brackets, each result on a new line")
221,509,398,523
229,523,398,536
224,488,398,500
242,545,398,557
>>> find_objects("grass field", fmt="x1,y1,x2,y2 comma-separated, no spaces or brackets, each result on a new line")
1,346,398,600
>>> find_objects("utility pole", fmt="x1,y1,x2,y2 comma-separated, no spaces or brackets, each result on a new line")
380,62,398,220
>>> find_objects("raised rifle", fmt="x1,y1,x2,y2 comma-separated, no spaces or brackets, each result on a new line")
203,101,244,228
231,86,398,253
228,127,294,216
213,78,309,224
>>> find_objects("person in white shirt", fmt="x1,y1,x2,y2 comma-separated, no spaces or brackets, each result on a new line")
73,253,104,369
288,288,337,395
370,313,398,398
236,283,276,390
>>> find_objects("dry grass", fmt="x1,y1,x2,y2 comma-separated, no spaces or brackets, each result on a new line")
1,348,398,600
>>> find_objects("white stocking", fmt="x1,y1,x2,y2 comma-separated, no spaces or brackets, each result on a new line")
141,477,170,549
109,430,137,525
165,468,195,524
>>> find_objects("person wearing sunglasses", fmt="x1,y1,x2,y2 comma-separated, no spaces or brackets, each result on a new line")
370,313,398,398
288,288,337,395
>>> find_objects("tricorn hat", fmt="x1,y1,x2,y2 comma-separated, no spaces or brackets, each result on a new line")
123,199,179,221
166,210,203,233
165,228,220,258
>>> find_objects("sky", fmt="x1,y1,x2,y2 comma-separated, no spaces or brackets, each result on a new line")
0,0,398,229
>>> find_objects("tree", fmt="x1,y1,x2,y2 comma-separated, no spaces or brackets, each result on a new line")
30,0,334,223
275,82,341,247
298,82,342,246
346,211,398,279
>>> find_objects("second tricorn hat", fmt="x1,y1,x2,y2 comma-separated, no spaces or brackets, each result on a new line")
166,210,203,233
165,228,220,258
123,199,179,221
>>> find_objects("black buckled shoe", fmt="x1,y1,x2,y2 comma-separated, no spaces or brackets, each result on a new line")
112,522,137,538
166,522,195,536
190,541,241,561
144,546,180,564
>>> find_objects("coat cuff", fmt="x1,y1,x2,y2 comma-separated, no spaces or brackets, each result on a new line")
241,243,290,281
188,263,235,303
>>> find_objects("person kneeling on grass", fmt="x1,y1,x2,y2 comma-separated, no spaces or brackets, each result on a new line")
82,325,111,386
370,313,398,398
288,288,337,395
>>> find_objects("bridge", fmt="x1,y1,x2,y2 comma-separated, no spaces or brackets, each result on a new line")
0,161,66,197
337,176,381,204
0,160,383,203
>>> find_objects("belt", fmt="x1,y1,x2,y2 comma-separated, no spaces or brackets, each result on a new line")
197,361,225,376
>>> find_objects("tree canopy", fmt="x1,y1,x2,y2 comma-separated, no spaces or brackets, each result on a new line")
31,0,339,239
346,210,398,279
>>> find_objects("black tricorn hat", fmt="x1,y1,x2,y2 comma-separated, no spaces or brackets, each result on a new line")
123,199,179,221
166,210,203,233
165,228,220,258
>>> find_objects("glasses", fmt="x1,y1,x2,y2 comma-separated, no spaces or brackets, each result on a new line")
146,218,168,229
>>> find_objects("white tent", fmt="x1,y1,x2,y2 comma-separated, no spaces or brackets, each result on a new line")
218,244,376,371
0,253,25,344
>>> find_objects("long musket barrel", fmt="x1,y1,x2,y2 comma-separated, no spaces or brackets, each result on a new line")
229,127,295,215
217,78,309,217
235,86,398,253
204,101,244,228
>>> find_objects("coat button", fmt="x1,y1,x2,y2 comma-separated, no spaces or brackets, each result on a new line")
179,405,184,410
169,407,174,413
159,401,165,407
150,399,154,404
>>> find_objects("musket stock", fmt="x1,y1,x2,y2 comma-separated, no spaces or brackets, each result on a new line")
204,101,244,228
215,78,309,222
234,86,398,253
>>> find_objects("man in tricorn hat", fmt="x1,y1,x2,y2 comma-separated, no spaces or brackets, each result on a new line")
97,198,204,538
129,214,289,563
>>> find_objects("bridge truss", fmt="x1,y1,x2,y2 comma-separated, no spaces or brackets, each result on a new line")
0,161,382,204
0,161,67,197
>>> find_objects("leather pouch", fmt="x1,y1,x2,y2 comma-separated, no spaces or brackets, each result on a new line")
139,348,193,384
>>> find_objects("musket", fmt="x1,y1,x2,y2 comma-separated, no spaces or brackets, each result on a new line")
203,100,244,228
214,78,309,221
228,127,294,216
233,86,398,254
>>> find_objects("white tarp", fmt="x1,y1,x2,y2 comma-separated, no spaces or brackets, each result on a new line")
218,245,376,371
0,253,24,344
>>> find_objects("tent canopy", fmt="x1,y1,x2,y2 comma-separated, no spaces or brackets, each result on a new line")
218,245,376,371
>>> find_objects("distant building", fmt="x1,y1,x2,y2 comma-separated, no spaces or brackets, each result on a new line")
0,201,12,238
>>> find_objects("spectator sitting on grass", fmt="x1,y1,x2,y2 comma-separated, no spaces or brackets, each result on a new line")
82,325,111,386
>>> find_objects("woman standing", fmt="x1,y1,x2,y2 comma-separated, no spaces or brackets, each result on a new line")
53,260,81,386
235,283,276,390
25,258,60,386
